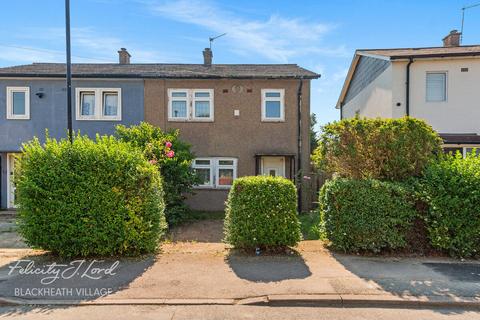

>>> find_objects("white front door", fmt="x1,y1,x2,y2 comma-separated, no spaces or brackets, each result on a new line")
6,153,18,208
261,157,285,177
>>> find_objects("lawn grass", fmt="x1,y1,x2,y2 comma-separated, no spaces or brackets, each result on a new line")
299,210,324,240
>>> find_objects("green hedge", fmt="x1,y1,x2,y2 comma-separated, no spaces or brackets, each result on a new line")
313,117,442,181
417,152,480,257
320,178,417,253
15,135,167,258
224,176,301,249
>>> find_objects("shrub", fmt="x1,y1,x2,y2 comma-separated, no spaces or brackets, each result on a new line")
224,176,301,249
15,134,167,258
417,151,480,257
116,122,198,226
319,178,417,253
314,117,442,181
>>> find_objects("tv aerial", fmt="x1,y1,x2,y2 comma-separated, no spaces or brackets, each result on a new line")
209,33,227,49
461,2,480,43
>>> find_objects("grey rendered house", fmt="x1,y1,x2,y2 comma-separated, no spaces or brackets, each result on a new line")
336,30,480,154
0,48,319,211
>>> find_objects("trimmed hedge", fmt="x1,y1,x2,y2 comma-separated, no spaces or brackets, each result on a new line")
313,117,442,181
15,135,167,258
320,178,417,253
417,151,480,257
224,176,301,249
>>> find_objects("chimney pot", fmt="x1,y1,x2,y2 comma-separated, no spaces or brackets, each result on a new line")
203,48,212,66
442,30,461,47
118,48,131,64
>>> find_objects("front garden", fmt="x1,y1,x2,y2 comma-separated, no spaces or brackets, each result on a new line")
313,117,480,258
12,117,480,259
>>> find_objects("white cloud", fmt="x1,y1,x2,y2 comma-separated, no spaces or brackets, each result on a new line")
146,0,346,62
1,26,182,65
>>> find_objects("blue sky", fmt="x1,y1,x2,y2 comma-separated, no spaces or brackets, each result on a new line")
0,0,479,128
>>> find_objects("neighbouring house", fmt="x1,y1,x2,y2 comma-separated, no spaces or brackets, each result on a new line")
0,48,319,211
336,30,480,155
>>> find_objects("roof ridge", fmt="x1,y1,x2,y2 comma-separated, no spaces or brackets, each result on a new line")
357,44,480,52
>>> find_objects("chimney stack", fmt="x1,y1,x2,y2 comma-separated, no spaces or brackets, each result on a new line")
203,48,212,66
442,30,461,47
118,48,131,64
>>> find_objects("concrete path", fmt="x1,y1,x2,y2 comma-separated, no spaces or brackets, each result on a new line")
0,212,26,249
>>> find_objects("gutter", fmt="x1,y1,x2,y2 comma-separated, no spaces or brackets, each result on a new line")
405,57,414,116
0,74,320,80
297,78,303,213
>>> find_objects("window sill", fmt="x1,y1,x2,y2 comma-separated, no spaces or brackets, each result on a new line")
6,117,30,120
261,119,285,122
168,118,214,122
76,118,122,121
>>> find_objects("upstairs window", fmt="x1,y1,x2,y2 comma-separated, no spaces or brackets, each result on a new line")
426,72,447,102
76,88,121,120
261,89,285,121
168,89,214,121
192,157,237,189
6,87,30,120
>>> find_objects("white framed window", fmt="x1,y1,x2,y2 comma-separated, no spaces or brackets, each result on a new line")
426,72,447,102
168,89,214,122
76,88,121,121
192,157,237,189
443,145,480,158
6,87,30,120
261,89,285,121
192,158,214,188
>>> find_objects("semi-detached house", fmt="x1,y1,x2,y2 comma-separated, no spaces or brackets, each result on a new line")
0,48,319,211
337,30,480,155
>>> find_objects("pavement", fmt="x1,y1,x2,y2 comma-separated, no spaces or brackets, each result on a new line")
0,216,479,310
1,305,479,320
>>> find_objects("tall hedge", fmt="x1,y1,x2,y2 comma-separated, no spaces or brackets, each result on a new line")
224,176,301,249
417,151,480,257
320,178,417,253
116,122,198,226
313,117,442,180
15,135,167,258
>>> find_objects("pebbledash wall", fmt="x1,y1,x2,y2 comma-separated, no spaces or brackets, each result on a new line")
0,79,144,209
144,78,311,211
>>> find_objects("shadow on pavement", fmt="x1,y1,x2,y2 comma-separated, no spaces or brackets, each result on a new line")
226,250,312,282
0,251,156,310
333,253,480,315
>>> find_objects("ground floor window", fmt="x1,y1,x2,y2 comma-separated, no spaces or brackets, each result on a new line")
443,145,480,157
192,157,237,189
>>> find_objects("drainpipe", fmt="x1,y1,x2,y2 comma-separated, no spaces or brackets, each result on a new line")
339,102,343,120
405,57,414,116
297,78,303,214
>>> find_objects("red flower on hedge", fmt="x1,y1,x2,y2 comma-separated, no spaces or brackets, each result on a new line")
165,141,172,148
166,150,175,158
